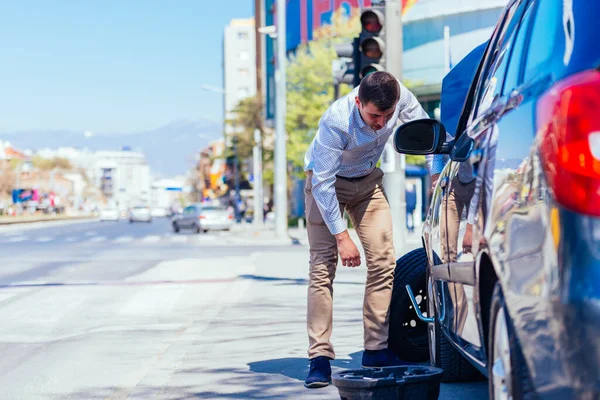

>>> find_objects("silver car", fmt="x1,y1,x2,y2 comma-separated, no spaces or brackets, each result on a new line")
129,205,152,223
172,204,233,233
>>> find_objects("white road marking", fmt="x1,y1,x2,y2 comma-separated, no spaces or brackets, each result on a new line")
114,236,134,243
171,236,188,243
35,237,53,243
142,235,161,243
89,236,107,243
7,236,27,243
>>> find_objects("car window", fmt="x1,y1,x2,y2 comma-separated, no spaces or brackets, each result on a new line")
183,206,195,214
502,0,536,91
473,0,524,116
523,0,561,82
200,206,226,211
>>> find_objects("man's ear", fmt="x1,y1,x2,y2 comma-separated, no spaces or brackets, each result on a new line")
354,96,361,108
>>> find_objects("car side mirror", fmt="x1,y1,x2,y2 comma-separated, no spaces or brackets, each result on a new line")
450,133,474,162
393,119,448,155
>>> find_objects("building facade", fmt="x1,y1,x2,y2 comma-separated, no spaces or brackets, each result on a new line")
94,149,151,209
223,18,257,135
260,0,507,120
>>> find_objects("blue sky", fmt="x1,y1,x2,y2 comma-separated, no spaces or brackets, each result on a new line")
0,0,253,134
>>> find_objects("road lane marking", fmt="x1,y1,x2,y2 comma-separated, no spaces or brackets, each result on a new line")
142,235,161,243
89,236,107,242
65,237,77,242
171,236,188,243
114,236,134,243
7,236,27,243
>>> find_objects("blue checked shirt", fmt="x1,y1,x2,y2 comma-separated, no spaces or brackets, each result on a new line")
304,82,444,235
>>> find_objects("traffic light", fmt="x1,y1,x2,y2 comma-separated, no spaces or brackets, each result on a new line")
333,38,360,87
358,7,385,79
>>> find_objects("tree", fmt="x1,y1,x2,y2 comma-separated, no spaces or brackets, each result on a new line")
224,95,275,185
0,165,15,197
285,11,360,175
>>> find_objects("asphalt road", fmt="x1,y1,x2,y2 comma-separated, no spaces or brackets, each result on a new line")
0,218,488,399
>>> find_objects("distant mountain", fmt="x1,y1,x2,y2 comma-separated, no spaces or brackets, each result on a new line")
0,119,223,177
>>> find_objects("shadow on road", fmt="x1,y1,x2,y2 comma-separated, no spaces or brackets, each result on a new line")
238,274,363,286
247,351,364,381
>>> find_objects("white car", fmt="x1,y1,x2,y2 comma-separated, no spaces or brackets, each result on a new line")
99,207,119,221
129,206,152,223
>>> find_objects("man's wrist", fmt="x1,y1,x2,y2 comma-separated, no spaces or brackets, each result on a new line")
335,230,350,243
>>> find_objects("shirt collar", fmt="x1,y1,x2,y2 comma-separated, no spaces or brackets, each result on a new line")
353,103,367,129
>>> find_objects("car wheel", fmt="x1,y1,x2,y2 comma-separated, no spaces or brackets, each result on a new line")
488,283,535,400
173,223,180,233
193,224,201,234
428,267,482,382
388,247,430,362
202,229,208,234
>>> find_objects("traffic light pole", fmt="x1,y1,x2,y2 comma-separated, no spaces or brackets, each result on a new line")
275,0,288,237
383,0,407,256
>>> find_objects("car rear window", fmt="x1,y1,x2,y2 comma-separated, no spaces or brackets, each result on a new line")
200,206,227,211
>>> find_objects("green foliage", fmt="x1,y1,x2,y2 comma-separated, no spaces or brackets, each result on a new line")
30,155,72,171
405,155,427,166
285,11,359,171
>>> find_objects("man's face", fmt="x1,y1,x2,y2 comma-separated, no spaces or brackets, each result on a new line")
355,97,397,131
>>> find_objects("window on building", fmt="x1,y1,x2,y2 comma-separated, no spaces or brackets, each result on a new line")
239,51,249,61
239,68,249,78
237,31,248,40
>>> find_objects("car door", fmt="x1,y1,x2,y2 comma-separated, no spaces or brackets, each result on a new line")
479,0,579,389
181,206,196,227
441,0,530,363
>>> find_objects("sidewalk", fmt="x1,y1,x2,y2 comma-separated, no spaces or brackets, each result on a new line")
0,213,95,226
229,222,423,255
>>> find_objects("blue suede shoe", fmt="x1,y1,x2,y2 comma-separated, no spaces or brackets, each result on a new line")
304,356,332,388
361,348,414,368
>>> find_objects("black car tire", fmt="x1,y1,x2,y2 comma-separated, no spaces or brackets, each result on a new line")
194,224,201,234
173,223,180,233
389,247,430,362
488,283,535,400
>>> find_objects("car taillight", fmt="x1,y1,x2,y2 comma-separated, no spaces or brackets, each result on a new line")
228,214,233,220
199,215,206,219
537,69,600,216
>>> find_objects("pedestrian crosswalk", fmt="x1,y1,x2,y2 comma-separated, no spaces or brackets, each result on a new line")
0,232,235,245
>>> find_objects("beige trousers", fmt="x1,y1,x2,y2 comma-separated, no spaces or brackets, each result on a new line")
305,168,396,360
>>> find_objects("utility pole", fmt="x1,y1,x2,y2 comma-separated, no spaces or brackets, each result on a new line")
253,128,264,226
383,0,407,256
274,0,288,237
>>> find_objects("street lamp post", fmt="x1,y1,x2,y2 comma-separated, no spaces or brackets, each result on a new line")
259,8,288,237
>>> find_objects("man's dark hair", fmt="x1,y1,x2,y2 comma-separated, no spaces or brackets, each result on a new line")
358,71,400,111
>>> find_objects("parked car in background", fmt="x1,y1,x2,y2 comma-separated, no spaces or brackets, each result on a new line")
172,204,233,233
390,0,600,399
129,205,152,223
99,206,119,222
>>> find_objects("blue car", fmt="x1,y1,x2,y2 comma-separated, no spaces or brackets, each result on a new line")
391,0,600,398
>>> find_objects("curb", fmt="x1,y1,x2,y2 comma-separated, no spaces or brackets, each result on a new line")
0,215,96,226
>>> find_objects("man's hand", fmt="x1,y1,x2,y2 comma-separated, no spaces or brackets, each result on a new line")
462,223,473,254
335,230,361,267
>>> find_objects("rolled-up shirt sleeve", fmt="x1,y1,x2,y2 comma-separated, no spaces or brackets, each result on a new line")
311,117,349,235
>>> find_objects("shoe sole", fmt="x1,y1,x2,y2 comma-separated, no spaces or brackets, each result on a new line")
304,381,330,389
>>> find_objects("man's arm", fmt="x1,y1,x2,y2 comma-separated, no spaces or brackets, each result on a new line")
310,117,347,236
310,117,361,267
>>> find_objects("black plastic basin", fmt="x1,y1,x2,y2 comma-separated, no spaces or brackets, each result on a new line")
332,365,443,400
